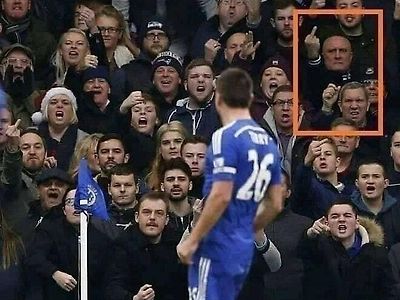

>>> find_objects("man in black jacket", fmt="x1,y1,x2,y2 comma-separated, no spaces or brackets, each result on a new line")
26,188,112,300
351,160,400,248
78,66,122,134
106,191,188,300
301,199,396,300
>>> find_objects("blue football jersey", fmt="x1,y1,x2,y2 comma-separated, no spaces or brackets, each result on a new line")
199,119,281,263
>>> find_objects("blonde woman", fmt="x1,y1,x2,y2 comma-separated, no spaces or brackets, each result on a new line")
51,28,108,97
147,121,189,190
68,133,104,180
95,5,139,71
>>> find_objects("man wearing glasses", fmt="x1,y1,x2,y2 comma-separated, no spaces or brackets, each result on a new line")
0,43,41,128
260,84,310,179
119,18,171,95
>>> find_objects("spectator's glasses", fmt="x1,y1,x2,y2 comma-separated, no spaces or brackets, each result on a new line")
4,57,32,67
219,0,245,6
145,32,167,40
272,99,293,107
98,26,121,34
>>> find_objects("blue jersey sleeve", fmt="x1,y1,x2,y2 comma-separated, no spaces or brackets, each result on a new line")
268,137,282,186
211,128,238,183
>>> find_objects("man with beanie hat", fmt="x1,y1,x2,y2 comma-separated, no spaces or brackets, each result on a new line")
150,51,186,120
78,66,122,134
251,54,291,123
115,18,171,100
140,19,171,58
0,43,43,129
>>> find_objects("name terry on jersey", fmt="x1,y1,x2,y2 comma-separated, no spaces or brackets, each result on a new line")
248,131,270,145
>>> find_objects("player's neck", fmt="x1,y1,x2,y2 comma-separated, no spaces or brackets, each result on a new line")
220,108,251,126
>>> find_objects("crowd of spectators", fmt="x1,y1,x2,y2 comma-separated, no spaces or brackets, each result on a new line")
1,0,400,299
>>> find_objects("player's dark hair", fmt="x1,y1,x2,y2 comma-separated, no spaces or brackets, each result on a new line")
216,68,253,108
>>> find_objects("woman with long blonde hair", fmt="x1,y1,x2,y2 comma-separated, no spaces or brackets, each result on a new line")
51,27,109,97
147,121,189,190
52,28,91,86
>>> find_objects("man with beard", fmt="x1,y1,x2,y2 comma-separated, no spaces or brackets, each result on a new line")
0,0,56,87
118,18,171,96
0,44,42,129
160,157,196,235
166,58,221,143
268,0,298,65
95,133,129,207
1,127,57,229
78,65,121,134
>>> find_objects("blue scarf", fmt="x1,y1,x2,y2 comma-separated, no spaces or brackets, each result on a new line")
347,231,362,258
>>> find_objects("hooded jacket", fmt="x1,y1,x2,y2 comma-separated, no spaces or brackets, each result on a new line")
166,96,221,143
351,190,400,248
301,217,397,300
260,108,310,179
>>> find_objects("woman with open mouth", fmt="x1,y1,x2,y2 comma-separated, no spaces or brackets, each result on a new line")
50,27,108,98
32,87,88,171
